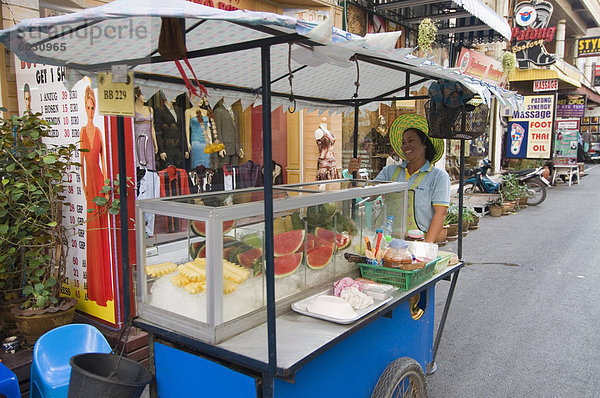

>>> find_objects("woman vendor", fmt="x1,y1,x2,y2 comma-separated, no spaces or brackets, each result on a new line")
348,114,450,243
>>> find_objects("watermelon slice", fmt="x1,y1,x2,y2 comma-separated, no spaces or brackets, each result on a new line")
315,228,351,250
296,239,315,253
196,236,237,258
273,230,305,257
306,233,332,248
189,242,204,258
274,252,303,278
190,219,235,237
236,248,263,269
306,244,334,269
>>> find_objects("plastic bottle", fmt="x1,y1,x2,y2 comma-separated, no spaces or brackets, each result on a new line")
382,215,394,237
383,239,412,268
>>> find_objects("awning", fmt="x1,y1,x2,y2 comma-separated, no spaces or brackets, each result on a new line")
509,66,581,88
575,85,600,105
0,0,522,112
374,0,511,43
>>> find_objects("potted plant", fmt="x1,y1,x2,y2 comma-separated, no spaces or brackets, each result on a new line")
466,207,480,229
517,184,528,207
0,109,116,344
500,174,520,213
461,207,473,236
444,205,459,241
486,197,503,217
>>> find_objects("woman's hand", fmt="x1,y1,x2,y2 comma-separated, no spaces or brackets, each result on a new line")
347,157,362,173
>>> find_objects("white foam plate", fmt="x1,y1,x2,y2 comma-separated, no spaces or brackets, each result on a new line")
291,287,393,325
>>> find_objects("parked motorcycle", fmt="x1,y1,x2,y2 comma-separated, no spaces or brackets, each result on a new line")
461,158,549,206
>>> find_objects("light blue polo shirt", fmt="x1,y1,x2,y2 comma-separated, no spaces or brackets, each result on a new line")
374,160,450,231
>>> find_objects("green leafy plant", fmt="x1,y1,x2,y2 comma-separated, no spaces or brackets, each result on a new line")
418,18,437,55
486,196,503,207
500,173,520,202
0,109,119,310
444,204,459,225
501,52,517,76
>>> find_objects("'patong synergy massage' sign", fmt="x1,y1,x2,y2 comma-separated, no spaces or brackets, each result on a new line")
507,95,555,159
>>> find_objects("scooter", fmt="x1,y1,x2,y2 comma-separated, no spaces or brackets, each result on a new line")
461,158,549,206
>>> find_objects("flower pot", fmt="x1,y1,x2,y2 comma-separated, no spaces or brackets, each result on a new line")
489,205,503,217
518,196,528,207
447,223,459,240
12,297,77,345
469,216,479,229
462,221,470,236
435,225,448,244
501,202,511,215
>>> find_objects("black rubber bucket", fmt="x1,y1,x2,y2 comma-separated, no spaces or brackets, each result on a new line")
68,353,153,398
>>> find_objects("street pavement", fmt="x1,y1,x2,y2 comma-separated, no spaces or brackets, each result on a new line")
427,164,600,397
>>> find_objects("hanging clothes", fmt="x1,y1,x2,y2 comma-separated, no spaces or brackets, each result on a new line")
213,101,241,167
155,103,186,170
134,110,157,170
262,160,284,185
316,127,339,180
137,169,161,237
158,165,191,232
238,160,263,188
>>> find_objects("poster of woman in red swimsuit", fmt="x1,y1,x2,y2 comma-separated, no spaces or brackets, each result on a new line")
80,85,113,307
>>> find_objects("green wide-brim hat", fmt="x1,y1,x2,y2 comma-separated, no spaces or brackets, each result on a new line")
389,113,444,164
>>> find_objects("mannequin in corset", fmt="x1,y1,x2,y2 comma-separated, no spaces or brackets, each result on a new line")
154,92,188,170
185,96,212,168
133,86,158,170
315,117,339,180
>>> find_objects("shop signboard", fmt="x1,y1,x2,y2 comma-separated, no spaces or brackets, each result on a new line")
577,36,600,58
15,58,123,326
556,94,586,118
507,95,554,159
553,119,579,166
533,79,558,92
456,48,504,86
594,65,600,87
511,0,557,69
97,72,135,116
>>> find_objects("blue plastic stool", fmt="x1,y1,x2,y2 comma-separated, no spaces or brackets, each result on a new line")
0,362,20,398
30,323,112,398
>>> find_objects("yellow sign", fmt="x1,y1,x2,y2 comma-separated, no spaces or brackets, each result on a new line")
577,36,600,58
97,72,134,116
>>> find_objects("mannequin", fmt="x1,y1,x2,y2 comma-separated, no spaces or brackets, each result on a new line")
213,99,243,168
315,117,339,180
154,91,188,170
185,97,212,168
134,86,158,170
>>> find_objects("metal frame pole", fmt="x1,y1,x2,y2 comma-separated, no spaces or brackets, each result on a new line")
260,44,276,398
116,115,131,323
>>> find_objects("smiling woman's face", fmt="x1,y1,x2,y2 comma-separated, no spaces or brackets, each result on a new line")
86,98,95,120
400,129,426,163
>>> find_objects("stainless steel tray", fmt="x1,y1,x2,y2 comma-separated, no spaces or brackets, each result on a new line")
291,287,393,325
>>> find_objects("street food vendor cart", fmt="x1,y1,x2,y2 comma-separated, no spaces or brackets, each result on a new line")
0,1,522,396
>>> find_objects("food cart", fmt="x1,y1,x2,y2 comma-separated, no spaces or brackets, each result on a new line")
0,1,522,396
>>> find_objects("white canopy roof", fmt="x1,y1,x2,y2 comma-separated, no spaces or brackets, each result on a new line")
0,0,522,112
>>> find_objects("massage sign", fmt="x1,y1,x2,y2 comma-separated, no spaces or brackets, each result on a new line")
507,95,555,159
511,0,557,69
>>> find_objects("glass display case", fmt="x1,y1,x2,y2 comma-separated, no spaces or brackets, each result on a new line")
135,180,408,344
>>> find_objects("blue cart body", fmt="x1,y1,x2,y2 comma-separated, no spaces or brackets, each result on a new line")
153,287,434,398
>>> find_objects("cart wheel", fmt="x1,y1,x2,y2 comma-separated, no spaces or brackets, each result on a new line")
371,357,427,398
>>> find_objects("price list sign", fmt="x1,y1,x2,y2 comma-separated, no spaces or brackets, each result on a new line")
15,58,117,324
